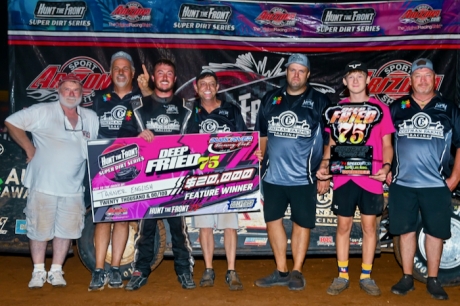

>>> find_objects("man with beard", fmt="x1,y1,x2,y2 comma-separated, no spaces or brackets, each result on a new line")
388,58,460,300
5,74,98,288
254,54,330,291
118,59,196,291
189,69,247,291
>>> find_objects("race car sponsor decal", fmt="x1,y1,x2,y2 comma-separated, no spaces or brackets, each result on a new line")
0,168,28,199
174,3,235,31
15,220,27,235
317,235,335,246
27,56,110,107
368,60,443,105
109,1,152,28
88,132,260,222
244,237,268,246
398,4,442,31
30,1,91,27
0,217,8,234
316,8,380,33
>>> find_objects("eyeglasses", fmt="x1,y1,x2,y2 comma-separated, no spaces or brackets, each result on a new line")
64,110,83,132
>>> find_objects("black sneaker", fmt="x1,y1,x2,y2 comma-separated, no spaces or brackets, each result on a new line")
108,267,123,289
391,275,414,296
225,270,243,291
427,277,448,300
288,270,306,291
254,270,290,288
88,269,108,292
125,270,148,291
177,273,196,289
200,268,215,287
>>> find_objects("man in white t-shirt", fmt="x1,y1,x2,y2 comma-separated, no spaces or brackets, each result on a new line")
5,74,99,289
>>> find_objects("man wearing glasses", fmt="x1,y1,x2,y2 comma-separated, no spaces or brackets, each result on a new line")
5,74,99,289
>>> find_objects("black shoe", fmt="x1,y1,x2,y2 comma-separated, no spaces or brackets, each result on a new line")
108,267,123,289
391,275,414,296
177,273,196,289
225,270,243,291
125,270,148,291
88,269,108,291
254,270,290,288
288,270,306,291
427,277,448,300
200,268,215,287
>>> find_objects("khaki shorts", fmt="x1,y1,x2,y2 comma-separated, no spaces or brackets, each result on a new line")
192,213,238,229
24,189,86,241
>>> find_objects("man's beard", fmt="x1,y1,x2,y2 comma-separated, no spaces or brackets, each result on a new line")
113,75,129,88
59,94,82,108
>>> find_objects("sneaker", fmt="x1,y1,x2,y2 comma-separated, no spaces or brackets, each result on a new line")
326,277,350,295
28,271,47,289
88,269,108,292
391,275,414,296
359,278,381,296
200,268,215,287
288,270,306,291
178,273,196,289
225,270,243,291
254,270,290,288
47,270,67,287
125,270,148,291
427,277,448,300
108,267,123,289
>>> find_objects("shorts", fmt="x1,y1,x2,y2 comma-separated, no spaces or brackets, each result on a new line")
192,213,238,229
388,184,452,240
24,189,86,241
332,180,384,217
262,181,316,229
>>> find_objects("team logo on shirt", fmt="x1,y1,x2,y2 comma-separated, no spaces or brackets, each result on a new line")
301,99,314,109
268,111,311,138
165,104,179,114
200,119,231,133
146,115,180,132
434,103,447,112
398,113,444,139
218,110,229,117
324,103,382,145
100,105,127,130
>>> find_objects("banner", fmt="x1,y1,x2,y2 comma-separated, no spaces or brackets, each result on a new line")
88,132,260,222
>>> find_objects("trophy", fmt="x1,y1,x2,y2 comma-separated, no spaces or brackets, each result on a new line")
324,102,382,175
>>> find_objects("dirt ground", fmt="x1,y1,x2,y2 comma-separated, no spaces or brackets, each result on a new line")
2,248,459,306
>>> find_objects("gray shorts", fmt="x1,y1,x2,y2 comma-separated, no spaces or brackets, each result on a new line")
192,213,238,229
24,189,86,241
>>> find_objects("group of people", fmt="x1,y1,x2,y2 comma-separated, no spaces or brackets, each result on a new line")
4,51,459,301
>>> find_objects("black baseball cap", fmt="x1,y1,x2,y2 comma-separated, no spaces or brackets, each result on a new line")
196,69,218,83
344,61,368,76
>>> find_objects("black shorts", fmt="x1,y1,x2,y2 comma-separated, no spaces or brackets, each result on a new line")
388,184,452,240
332,180,384,217
262,181,316,229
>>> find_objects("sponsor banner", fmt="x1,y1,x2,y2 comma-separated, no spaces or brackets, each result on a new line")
8,47,454,119
8,0,459,39
88,132,260,222
15,220,27,235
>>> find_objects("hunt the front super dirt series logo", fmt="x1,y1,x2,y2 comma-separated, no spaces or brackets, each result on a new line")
174,3,234,31
30,1,91,27
316,8,380,33
27,56,111,107
368,60,443,105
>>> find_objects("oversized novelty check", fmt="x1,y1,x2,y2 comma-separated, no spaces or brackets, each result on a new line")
87,132,260,222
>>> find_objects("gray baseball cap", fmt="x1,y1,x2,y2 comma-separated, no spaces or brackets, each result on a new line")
111,51,134,67
285,54,310,70
411,58,434,74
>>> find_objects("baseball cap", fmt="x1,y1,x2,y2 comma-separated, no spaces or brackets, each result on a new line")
58,73,81,86
196,69,218,82
111,51,134,67
411,58,434,74
344,61,368,76
284,54,310,70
